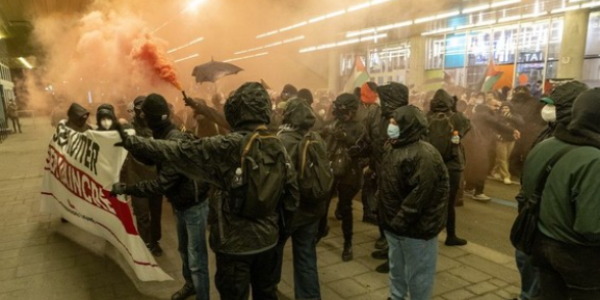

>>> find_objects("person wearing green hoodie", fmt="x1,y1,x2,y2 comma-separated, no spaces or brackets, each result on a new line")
522,88,600,300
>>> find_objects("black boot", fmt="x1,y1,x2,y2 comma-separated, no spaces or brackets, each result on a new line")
445,235,467,246
171,283,195,300
374,236,388,249
371,248,388,260
375,260,390,273
342,243,353,262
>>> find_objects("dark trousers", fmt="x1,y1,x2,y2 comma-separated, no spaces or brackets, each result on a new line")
215,247,279,300
9,117,21,133
320,181,360,244
446,170,462,238
532,234,600,300
275,220,321,300
131,195,163,246
465,142,494,194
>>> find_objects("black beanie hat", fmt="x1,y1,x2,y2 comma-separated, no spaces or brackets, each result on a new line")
142,94,170,117
297,88,314,105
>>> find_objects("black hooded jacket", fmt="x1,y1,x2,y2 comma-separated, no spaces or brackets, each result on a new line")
378,105,449,240
533,81,589,145
427,89,471,171
125,124,210,211
65,103,92,133
123,82,299,254
278,99,327,227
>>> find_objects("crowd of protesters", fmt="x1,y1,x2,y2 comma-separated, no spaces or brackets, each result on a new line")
45,78,600,300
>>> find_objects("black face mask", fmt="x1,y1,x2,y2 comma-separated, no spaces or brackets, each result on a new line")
134,109,147,127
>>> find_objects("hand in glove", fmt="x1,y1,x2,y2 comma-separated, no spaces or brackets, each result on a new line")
183,95,201,109
113,122,129,147
110,183,128,196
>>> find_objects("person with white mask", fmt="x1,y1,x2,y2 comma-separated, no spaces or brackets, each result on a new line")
512,80,589,300
95,104,117,131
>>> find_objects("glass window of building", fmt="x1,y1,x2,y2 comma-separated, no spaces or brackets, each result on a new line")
515,20,549,87
368,43,410,84
466,29,491,89
425,37,445,70
584,12,600,86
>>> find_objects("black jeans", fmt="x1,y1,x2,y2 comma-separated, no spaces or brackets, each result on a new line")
532,233,600,300
323,181,360,244
215,247,279,300
131,195,163,246
446,170,462,238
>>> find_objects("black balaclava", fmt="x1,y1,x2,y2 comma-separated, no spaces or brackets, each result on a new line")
141,93,174,138
332,93,360,121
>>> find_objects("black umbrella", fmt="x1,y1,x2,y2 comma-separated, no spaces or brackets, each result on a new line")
192,59,243,83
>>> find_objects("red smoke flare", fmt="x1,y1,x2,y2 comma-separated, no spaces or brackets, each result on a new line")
131,34,182,90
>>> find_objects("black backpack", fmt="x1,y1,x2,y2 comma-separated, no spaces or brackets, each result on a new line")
427,112,455,161
510,146,575,254
297,132,333,204
232,126,289,218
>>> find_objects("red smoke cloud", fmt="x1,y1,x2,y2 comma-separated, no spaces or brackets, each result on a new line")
131,33,182,91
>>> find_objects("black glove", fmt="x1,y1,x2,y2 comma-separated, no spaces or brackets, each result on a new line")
114,122,129,147
110,183,128,196
184,96,200,109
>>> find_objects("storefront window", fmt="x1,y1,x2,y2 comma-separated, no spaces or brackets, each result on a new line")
368,43,410,84
515,20,549,86
425,37,444,70
493,24,518,64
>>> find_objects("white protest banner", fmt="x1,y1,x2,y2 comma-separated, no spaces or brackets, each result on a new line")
41,122,172,281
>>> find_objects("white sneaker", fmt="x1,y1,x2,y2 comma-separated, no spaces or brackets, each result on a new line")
472,194,492,201
504,178,512,185
463,189,474,197
493,173,502,180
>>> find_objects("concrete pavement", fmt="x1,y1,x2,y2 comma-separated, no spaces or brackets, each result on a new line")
0,117,522,300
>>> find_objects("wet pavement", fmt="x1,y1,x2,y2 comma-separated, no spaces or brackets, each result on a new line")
0,117,522,300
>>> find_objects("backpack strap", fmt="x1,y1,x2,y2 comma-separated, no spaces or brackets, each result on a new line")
299,133,313,180
534,145,577,198
240,125,274,162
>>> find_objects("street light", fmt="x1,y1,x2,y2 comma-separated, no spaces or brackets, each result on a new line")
153,0,207,33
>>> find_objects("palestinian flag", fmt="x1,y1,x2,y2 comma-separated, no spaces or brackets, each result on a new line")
343,56,370,93
480,60,503,92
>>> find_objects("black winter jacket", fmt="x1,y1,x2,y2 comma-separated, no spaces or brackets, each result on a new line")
123,124,299,255
427,90,471,171
125,129,210,211
379,105,449,240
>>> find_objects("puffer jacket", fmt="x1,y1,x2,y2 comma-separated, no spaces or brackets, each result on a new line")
427,89,471,171
278,99,327,227
125,128,209,211
378,105,449,240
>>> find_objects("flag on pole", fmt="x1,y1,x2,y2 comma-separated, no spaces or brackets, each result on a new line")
480,60,503,92
343,56,370,93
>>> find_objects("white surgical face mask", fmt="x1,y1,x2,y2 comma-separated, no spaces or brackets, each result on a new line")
387,123,400,139
541,105,556,123
101,118,113,130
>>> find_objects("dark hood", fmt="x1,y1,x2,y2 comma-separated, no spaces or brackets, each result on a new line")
225,82,272,130
429,89,454,113
377,82,409,118
332,93,359,120
390,105,428,146
282,98,315,130
67,103,89,121
549,81,589,126
556,88,600,149
96,103,116,129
